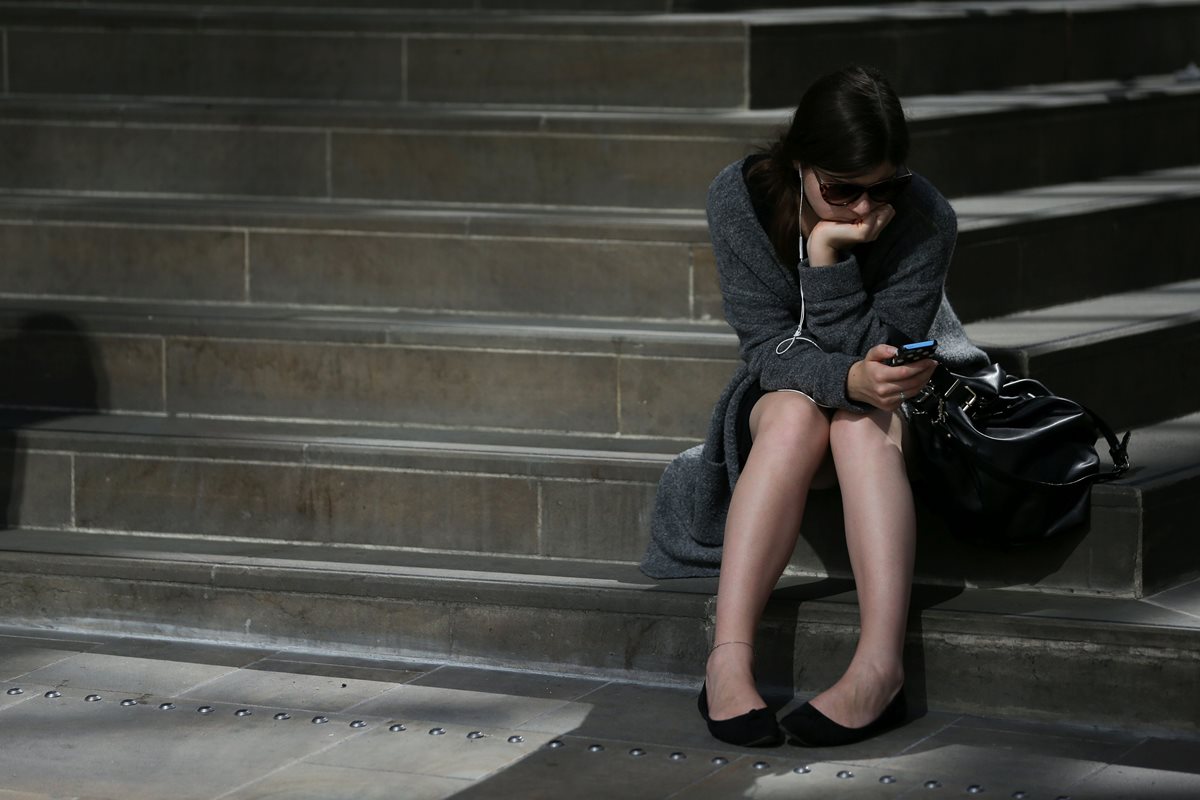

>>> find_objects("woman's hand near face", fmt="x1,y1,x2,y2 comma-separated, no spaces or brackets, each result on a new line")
806,204,897,267
847,344,937,411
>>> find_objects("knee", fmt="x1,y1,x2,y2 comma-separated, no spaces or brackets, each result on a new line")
750,392,831,455
830,407,904,455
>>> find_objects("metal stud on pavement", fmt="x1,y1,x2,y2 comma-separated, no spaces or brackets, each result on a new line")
351,721,367,729
85,695,102,702
198,706,214,714
793,766,811,775
753,761,770,770
837,770,854,779
711,757,729,766
235,709,252,717
547,740,564,749
44,691,62,699
588,744,604,752
880,776,897,784
629,748,646,757
312,716,329,725
669,752,687,761
121,699,137,707
274,713,291,721
467,731,485,740
5,688,22,696
925,780,943,789
967,787,984,794
429,728,446,736
158,703,176,711
507,736,524,744
390,724,407,733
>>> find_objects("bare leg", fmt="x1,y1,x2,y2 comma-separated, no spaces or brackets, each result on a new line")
807,407,913,727
706,392,832,721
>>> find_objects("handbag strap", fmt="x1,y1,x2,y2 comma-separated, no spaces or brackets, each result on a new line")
1080,403,1132,480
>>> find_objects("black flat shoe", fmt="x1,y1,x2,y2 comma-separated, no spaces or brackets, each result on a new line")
697,683,783,748
780,689,907,747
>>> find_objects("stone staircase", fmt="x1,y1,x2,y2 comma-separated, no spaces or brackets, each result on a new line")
1,0,1199,733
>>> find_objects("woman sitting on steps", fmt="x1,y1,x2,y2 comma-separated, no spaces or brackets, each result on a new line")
641,64,990,748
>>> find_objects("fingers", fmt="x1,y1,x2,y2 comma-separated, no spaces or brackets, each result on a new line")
891,359,936,380
865,346,937,376
875,383,915,412
899,358,938,383
848,353,936,410
865,343,899,363
867,357,936,410
893,360,936,393
852,204,895,242
856,206,889,238
810,204,896,252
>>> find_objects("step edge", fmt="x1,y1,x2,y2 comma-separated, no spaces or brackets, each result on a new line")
3,534,1199,649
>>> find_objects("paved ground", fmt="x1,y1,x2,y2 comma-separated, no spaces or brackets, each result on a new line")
1,625,1198,800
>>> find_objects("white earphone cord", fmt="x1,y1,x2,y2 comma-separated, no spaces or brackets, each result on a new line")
776,167,825,356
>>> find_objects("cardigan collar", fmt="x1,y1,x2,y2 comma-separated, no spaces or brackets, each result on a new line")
712,157,803,301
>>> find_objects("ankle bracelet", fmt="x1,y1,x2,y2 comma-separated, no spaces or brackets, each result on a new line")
710,641,753,653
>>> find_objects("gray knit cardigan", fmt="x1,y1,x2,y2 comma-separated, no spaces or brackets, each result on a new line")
640,157,990,579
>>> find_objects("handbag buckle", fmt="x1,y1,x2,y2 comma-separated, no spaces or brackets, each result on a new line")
944,379,980,415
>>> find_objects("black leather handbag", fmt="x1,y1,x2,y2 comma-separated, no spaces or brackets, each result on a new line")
906,363,1132,546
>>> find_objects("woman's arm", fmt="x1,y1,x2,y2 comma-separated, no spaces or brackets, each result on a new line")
797,176,956,357
708,172,951,411
711,224,866,411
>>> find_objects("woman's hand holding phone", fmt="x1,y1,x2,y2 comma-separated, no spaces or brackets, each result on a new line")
847,343,938,411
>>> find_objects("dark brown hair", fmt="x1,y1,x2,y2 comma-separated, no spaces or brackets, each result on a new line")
746,64,910,266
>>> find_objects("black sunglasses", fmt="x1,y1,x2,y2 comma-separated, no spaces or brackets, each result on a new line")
813,168,913,207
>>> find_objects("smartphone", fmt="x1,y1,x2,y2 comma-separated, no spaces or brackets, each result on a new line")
888,339,938,367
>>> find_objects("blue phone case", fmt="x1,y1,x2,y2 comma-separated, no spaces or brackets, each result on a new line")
889,340,938,366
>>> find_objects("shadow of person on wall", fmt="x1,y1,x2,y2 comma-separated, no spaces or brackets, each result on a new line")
0,312,106,531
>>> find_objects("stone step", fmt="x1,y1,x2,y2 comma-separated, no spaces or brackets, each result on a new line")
2,1,1199,107
0,279,1196,434
2,164,1198,324
0,301,735,439
2,409,1196,597
1,75,1198,206
36,0,976,11
969,280,1200,431
1,529,1198,732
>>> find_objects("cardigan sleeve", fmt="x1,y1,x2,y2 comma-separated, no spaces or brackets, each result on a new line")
711,225,867,411
797,178,956,357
